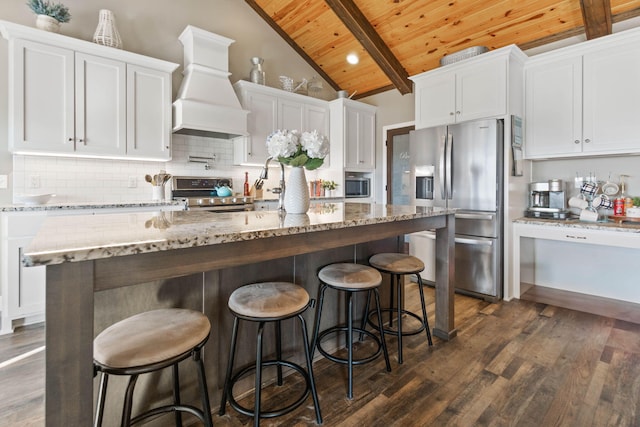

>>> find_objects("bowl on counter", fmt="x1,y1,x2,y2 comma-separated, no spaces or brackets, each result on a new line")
15,193,55,205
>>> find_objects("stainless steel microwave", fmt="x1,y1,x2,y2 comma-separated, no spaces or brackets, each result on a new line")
344,176,370,198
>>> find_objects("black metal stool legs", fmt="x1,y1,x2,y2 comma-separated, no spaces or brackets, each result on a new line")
221,309,322,425
312,283,390,400
395,273,404,364
416,273,433,346
297,313,323,424
219,316,240,416
172,364,183,427
94,372,109,427
254,321,265,427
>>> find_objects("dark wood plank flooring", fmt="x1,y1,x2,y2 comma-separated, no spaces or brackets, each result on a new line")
1,283,639,426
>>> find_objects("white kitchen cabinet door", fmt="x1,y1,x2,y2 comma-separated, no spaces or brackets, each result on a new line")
456,58,507,123
126,64,172,160
344,104,376,170
524,56,583,158
243,90,277,165
10,39,75,154
582,43,640,155
75,52,126,156
415,72,456,128
278,98,304,131
6,236,46,319
306,103,329,137
414,55,507,129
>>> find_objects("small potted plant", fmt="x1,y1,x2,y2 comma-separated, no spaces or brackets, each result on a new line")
27,0,71,33
322,180,338,197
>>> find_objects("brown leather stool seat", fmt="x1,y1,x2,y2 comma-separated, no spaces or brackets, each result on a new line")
310,263,391,400
219,282,322,427
93,308,213,427
368,253,433,364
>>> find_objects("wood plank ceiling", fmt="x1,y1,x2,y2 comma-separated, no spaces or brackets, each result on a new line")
245,0,640,99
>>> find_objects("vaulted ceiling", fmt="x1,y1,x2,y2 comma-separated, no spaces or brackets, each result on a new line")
245,0,640,99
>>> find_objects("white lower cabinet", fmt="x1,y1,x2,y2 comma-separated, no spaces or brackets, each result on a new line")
0,204,185,334
1,212,47,335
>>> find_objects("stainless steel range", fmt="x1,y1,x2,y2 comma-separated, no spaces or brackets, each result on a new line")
171,176,254,211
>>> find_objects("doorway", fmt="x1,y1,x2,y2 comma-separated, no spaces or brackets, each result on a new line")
385,125,414,205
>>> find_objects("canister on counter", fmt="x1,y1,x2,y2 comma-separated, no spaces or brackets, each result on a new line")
613,197,625,216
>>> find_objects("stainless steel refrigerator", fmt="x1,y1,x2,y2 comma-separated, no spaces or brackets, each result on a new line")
409,119,503,301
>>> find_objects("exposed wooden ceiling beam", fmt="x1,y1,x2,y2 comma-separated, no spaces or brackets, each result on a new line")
244,0,341,91
324,0,413,95
580,0,612,40
519,7,639,52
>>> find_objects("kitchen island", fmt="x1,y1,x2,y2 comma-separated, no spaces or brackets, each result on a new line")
24,202,456,426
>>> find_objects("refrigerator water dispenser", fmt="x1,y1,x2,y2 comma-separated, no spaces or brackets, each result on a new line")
416,176,434,200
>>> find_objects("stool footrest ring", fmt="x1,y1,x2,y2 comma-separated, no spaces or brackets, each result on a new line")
130,404,207,425
228,360,311,419
367,308,426,336
317,326,382,365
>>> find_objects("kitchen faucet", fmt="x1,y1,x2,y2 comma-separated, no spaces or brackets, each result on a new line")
256,157,285,211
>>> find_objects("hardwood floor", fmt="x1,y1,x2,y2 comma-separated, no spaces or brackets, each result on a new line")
1,283,639,426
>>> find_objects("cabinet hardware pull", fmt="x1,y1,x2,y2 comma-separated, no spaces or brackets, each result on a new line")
67,138,73,142
574,140,580,144
565,234,587,240
584,139,590,143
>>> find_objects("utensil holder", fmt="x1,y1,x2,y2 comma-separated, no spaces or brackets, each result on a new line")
152,186,164,201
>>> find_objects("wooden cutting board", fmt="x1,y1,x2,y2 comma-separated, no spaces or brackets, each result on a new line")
608,215,640,224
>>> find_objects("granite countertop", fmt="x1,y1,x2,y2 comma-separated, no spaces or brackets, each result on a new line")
24,203,455,267
514,216,640,234
0,200,186,213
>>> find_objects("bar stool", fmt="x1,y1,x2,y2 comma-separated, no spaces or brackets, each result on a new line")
93,308,213,427
311,263,391,400
367,253,433,364
219,282,322,427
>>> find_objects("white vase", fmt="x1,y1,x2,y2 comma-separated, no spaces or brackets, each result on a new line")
36,15,60,33
284,167,310,214
93,9,122,49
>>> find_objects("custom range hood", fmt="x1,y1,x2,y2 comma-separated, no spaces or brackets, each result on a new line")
173,25,249,139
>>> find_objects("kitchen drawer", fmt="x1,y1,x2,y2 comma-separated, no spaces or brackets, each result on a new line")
519,223,640,249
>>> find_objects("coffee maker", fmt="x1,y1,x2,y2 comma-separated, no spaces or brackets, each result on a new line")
525,179,570,219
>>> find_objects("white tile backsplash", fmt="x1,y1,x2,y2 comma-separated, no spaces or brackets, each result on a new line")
11,134,284,203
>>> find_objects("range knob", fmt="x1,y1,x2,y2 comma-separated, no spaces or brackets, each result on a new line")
196,198,204,205
209,198,216,205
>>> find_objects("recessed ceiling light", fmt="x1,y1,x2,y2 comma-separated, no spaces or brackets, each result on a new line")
346,53,359,65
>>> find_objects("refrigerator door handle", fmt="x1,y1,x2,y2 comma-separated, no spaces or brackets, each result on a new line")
438,133,446,199
455,237,493,246
455,213,495,221
446,133,453,199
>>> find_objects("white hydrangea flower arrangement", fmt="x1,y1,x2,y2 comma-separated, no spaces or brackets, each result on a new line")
266,129,329,170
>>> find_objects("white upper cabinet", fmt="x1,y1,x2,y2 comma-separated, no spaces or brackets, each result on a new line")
126,65,173,159
75,52,127,156
10,39,75,153
525,56,582,158
525,27,640,159
233,81,329,166
330,98,376,171
411,46,524,129
1,20,178,161
582,43,640,154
